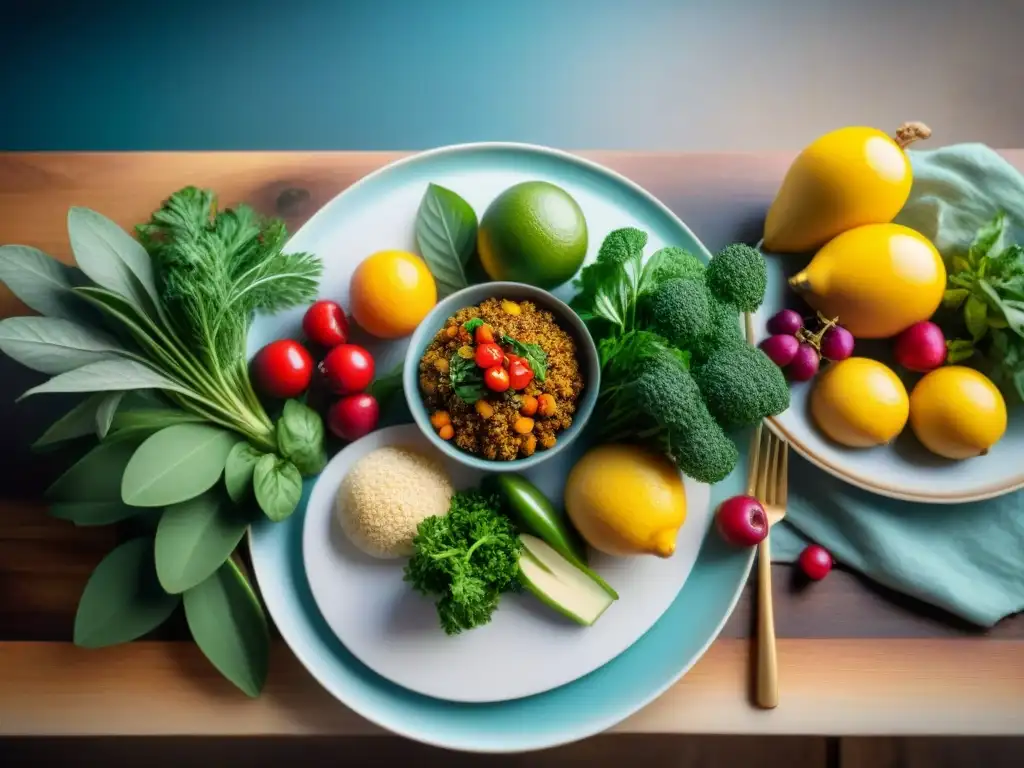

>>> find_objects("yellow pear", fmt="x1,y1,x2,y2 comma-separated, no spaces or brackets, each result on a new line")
789,223,946,339
764,122,931,254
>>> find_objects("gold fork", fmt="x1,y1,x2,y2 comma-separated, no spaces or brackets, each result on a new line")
748,421,788,709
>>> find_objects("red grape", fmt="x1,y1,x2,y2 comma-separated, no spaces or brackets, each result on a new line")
820,325,855,361
787,343,820,381
760,334,800,367
767,309,803,336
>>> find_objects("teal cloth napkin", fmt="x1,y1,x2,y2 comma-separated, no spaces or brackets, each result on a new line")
770,143,1024,627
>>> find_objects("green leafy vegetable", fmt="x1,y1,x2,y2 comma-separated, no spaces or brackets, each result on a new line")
95,391,124,439
121,423,236,507
501,334,548,382
73,537,180,648
33,393,110,448
106,405,206,443
404,490,522,635
224,441,264,503
252,454,302,522
276,399,327,476
462,318,485,333
50,500,140,527
0,244,82,320
47,438,144,503
367,362,405,410
447,353,485,403
415,183,478,297
184,558,270,698
0,316,129,375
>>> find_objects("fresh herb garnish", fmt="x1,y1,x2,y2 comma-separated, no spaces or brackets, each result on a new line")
404,489,521,635
463,317,485,333
942,211,1024,401
447,353,486,403
415,183,478,298
501,334,548,382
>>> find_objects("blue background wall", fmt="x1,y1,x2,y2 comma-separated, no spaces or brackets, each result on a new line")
2,0,1022,150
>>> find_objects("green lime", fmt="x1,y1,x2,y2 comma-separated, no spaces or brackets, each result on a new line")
477,181,588,289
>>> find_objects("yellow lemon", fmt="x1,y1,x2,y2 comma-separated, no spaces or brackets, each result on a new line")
764,122,930,254
564,444,686,558
349,250,437,339
909,366,1007,459
810,358,909,447
789,223,946,339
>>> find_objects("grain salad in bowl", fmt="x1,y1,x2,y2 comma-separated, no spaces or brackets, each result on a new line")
419,297,584,461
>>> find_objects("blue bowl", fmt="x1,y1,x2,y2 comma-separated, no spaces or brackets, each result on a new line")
402,281,600,472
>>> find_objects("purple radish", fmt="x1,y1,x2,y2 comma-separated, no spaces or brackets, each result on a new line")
767,309,803,336
787,343,821,381
760,334,800,367
820,325,855,361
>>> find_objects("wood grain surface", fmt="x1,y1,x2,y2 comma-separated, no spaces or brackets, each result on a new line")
1,151,1022,737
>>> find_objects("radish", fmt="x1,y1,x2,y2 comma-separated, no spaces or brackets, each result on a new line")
894,321,947,372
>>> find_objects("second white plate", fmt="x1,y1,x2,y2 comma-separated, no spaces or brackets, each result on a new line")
301,424,711,703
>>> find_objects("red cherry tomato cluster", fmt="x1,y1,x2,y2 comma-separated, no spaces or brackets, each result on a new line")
252,299,382,444
468,324,535,394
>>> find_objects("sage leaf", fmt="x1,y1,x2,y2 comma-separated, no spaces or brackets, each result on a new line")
50,500,140,526
252,454,302,522
965,295,990,341
47,437,143,502
106,407,205,443
121,424,236,507
0,316,128,375
0,245,80,320
224,441,264,503
73,537,180,648
276,399,326,476
184,559,269,698
18,359,189,401
415,183,477,297
155,489,249,594
33,393,108,448
68,207,162,314
94,391,125,439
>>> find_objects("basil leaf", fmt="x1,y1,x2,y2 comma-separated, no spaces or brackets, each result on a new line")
95,391,125,439
33,393,108,449
0,316,129,374
945,338,975,364
368,363,404,410
951,255,972,276
965,294,990,341
18,359,190,401
968,211,1006,266
447,353,485,403
47,438,143,502
942,288,970,310
68,207,162,315
463,318,484,333
276,399,327,476
502,334,548,382
184,559,269,698
155,488,249,594
50,500,141,527
74,537,179,648
0,245,81,320
224,441,264,503
252,455,302,522
121,424,236,507
415,183,477,297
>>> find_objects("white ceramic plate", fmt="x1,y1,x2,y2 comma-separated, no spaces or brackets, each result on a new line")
302,424,711,704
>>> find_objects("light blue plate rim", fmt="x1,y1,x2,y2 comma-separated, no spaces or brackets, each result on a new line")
247,142,754,753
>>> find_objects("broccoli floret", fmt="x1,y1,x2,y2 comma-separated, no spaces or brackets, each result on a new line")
597,227,648,265
693,344,790,431
706,243,768,312
641,247,705,291
645,278,712,350
668,419,740,485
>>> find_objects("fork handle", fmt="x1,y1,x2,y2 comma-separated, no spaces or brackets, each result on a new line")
756,534,779,709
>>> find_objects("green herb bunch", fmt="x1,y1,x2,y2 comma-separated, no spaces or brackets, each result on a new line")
0,188,327,697
941,211,1024,402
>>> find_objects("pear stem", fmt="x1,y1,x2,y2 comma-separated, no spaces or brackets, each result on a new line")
895,121,932,149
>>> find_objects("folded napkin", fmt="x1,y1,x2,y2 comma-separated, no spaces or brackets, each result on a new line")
771,143,1024,627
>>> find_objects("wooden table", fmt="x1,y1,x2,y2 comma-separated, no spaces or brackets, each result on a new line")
1,151,1022,739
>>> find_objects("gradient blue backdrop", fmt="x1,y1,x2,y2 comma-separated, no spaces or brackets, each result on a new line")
1,0,1022,150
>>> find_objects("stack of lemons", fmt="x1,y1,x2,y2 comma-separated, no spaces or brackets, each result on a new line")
765,123,1006,459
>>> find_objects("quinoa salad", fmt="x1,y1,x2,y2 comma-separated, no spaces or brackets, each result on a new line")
418,297,584,460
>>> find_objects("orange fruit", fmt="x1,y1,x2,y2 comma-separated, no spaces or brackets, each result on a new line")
349,250,437,339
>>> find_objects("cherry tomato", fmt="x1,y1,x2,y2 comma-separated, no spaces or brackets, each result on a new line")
798,544,833,581
484,366,510,393
252,339,313,399
474,324,495,344
508,359,534,390
504,353,522,369
475,342,504,369
302,300,349,348
327,393,379,441
320,343,375,394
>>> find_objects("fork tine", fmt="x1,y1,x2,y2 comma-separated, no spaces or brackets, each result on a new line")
747,422,763,496
777,440,789,506
755,426,771,502
766,431,780,506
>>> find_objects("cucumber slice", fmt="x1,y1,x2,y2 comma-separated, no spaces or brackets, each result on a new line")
518,534,617,626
